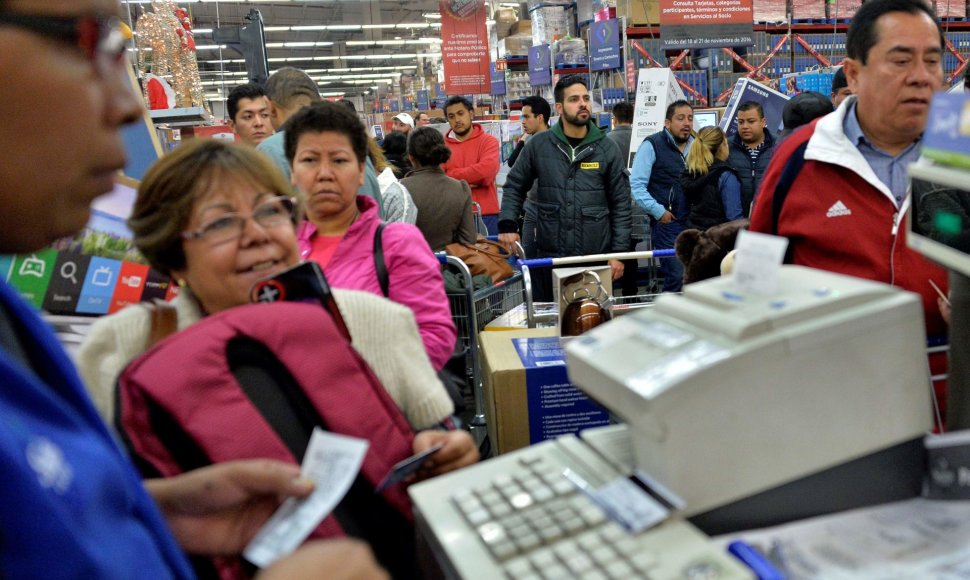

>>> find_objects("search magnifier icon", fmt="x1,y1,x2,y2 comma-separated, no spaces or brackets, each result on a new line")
60,262,78,284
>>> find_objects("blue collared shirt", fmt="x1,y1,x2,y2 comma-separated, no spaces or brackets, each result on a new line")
630,130,694,220
842,102,921,207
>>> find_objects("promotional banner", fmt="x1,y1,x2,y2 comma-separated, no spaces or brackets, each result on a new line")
659,0,754,50
718,77,788,141
628,68,687,168
440,0,490,94
490,62,507,96
589,19,622,72
416,90,430,111
528,44,552,86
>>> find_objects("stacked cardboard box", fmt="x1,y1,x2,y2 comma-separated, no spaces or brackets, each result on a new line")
616,0,659,25
754,0,788,22
828,0,862,20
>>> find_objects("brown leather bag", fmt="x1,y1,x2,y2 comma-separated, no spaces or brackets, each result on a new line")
445,237,514,283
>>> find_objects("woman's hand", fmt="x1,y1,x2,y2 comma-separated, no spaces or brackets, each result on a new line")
145,459,313,556
410,429,479,481
256,539,388,580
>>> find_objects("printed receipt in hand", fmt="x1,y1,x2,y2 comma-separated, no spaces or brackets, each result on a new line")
243,428,369,568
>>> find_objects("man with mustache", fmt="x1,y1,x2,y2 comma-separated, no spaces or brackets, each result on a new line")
498,75,631,301
749,0,950,418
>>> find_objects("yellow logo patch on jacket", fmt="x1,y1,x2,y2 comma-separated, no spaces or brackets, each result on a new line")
580,162,600,170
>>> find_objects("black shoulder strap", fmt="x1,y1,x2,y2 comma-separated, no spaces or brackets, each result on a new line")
374,223,389,297
770,141,809,264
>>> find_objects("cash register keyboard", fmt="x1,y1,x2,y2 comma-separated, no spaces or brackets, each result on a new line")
409,434,754,580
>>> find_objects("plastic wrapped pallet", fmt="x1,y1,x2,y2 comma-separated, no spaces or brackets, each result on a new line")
531,5,568,45
500,34,534,59
554,37,588,67
828,0,862,19
791,0,825,20
933,0,967,19
754,0,788,22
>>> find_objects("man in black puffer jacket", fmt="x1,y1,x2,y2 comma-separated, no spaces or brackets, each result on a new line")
726,101,775,217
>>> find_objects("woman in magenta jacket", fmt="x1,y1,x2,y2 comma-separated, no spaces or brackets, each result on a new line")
288,101,457,370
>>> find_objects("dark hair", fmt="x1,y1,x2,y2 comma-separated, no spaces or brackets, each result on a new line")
737,101,764,118
407,126,452,166
554,74,588,104
284,101,369,165
130,140,294,276
846,0,942,64
612,101,634,124
338,98,357,112
665,99,693,120
782,91,834,132
963,65,970,91
382,131,407,156
831,67,848,94
521,96,551,124
444,96,473,113
264,67,320,109
226,83,266,122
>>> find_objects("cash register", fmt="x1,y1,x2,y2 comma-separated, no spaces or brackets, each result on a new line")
408,266,933,579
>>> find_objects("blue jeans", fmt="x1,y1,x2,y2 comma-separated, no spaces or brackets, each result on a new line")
651,221,685,293
481,214,499,237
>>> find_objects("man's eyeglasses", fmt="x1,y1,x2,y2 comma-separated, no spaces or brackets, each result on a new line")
182,196,297,246
0,12,127,76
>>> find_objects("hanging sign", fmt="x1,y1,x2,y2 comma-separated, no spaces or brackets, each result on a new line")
440,0,490,94
659,0,754,50
490,62,507,96
590,19,622,72
528,44,552,86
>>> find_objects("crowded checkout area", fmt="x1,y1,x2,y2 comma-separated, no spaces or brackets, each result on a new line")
407,105,970,580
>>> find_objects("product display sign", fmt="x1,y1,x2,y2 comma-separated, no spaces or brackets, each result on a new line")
4,178,176,316
718,77,788,141
589,19,622,72
628,68,687,169
490,61,507,96
659,0,754,50
528,44,552,86
440,0,490,94
416,90,430,111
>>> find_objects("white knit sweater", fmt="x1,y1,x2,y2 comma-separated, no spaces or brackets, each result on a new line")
76,288,453,430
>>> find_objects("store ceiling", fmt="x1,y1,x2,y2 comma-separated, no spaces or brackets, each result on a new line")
122,1,451,100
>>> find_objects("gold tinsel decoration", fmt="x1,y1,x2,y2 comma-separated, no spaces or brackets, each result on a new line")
135,0,210,114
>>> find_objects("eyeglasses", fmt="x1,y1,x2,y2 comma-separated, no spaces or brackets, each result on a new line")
0,12,127,77
182,196,297,246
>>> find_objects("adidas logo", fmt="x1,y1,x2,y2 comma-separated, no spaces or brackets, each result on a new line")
826,200,852,218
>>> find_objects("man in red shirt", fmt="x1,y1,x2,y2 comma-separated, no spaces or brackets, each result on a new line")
443,96,500,234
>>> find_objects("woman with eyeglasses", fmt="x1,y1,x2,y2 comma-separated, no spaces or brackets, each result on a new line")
77,140,468,441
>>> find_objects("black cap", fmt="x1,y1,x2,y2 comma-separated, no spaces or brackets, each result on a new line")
782,91,834,131
831,67,848,94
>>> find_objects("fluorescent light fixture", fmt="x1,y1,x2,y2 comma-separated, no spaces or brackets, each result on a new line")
264,41,335,48
422,12,442,19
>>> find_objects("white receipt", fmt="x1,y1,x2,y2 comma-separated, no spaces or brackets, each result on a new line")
732,230,789,295
243,428,369,568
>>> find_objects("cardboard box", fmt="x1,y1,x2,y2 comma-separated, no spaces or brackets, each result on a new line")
512,19,532,35
480,329,611,454
617,0,659,25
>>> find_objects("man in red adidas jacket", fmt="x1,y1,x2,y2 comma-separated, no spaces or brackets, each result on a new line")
443,96,500,233
750,0,949,419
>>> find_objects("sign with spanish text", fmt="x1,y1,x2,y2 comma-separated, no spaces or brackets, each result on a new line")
490,62,507,96
528,44,552,86
416,90,430,111
440,0,490,95
590,19,622,72
659,0,754,50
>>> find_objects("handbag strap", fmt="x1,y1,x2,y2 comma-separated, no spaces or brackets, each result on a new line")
374,223,390,297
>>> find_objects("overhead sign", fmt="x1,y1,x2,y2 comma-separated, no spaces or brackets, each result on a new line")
490,62,507,96
659,0,754,50
440,0,490,94
528,44,552,86
628,68,687,169
416,90,430,111
590,19,622,72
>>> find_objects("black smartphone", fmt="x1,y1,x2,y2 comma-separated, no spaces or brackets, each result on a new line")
250,262,351,340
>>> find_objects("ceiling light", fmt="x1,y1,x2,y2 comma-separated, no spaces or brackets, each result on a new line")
422,12,442,19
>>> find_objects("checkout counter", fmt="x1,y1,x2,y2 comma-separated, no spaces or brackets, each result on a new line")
409,266,947,579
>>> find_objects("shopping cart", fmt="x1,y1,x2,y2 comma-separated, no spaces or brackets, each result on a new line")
439,245,532,448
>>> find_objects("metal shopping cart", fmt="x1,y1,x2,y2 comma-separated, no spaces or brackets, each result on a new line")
439,246,533,449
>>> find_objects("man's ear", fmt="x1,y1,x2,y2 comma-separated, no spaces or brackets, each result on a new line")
843,59,861,93
555,103,564,116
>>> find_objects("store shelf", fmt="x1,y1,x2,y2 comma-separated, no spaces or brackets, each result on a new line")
149,107,209,126
554,67,589,74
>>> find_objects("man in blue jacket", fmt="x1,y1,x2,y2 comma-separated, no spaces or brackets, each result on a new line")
629,100,694,292
0,1,386,577
726,101,776,217
498,75,632,301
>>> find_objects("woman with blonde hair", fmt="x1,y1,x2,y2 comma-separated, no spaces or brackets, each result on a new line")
680,126,743,229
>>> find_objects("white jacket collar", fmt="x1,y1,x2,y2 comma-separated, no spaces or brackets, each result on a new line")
804,96,907,212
